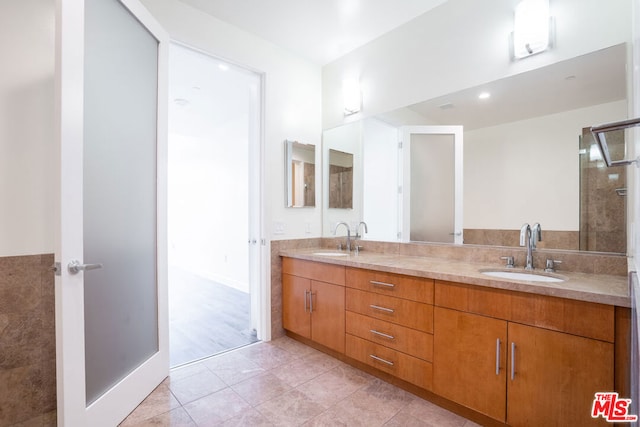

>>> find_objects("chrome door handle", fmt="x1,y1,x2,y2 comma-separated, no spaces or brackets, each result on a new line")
511,342,516,380
369,354,394,366
68,260,103,274
496,338,501,375
370,304,394,313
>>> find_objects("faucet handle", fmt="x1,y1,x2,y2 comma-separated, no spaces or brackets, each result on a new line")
544,259,562,273
500,256,515,268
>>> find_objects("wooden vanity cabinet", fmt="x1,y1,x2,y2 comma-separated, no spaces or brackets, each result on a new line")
282,258,346,353
433,307,508,421
344,267,435,390
433,280,615,427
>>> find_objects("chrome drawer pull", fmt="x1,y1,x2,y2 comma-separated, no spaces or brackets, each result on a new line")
370,329,395,340
369,354,394,366
496,338,501,376
369,304,394,313
511,342,516,380
370,280,395,288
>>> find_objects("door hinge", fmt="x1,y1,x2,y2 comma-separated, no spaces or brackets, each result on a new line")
398,141,403,149
397,231,402,239
398,185,402,194
261,238,266,246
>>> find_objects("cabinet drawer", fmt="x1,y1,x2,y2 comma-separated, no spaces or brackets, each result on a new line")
346,334,432,390
435,280,615,342
346,267,433,303
346,288,433,333
346,311,433,361
283,257,345,286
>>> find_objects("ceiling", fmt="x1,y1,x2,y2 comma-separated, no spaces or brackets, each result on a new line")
377,44,627,130
178,0,450,65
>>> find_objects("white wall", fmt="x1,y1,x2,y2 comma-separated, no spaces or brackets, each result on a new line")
322,0,632,129
141,0,323,241
362,119,399,241
0,0,56,257
465,100,628,230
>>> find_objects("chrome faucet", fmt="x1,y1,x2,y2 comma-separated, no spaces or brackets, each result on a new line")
334,222,351,252
520,222,542,270
355,221,368,239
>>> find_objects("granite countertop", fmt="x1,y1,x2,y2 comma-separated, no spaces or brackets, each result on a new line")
280,249,630,307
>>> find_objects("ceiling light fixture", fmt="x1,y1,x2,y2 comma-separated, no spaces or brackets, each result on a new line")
478,92,491,100
512,0,551,59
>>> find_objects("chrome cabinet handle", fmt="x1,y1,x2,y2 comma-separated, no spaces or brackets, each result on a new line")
496,338,501,375
370,329,395,340
370,280,395,288
370,304,394,313
309,291,314,313
511,342,516,380
304,290,308,313
369,354,394,366
68,260,103,274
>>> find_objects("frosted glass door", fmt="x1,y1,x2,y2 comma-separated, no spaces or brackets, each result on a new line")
401,126,463,244
410,134,455,242
83,0,158,403
55,0,168,425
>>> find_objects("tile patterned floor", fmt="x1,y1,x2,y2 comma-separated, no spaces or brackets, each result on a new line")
120,337,481,427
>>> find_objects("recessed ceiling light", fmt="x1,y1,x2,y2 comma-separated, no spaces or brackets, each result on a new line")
218,63,229,71
173,98,189,106
565,75,576,81
439,102,455,110
478,92,491,100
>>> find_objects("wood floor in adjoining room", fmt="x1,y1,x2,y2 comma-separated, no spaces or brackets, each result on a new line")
169,267,258,367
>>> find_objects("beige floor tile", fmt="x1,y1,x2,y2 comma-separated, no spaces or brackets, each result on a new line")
182,387,251,427
270,336,323,358
203,351,266,386
231,372,292,406
123,407,195,427
296,364,372,408
235,341,298,370
120,383,181,426
384,411,433,426
255,389,326,427
399,399,468,427
269,352,339,388
168,368,227,405
219,408,275,426
167,362,211,383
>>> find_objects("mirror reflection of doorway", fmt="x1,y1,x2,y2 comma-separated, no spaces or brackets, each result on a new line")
168,43,261,367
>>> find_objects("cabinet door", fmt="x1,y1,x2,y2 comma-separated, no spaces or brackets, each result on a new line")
311,280,345,353
282,274,311,339
433,307,507,421
507,323,614,427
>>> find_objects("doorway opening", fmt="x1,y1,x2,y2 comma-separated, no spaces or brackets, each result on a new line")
167,43,262,367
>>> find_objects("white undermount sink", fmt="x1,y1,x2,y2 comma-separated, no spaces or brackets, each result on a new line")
312,251,349,257
481,270,565,283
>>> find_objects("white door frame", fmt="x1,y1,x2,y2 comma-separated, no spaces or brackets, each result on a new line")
167,41,267,342
55,0,169,425
400,126,464,244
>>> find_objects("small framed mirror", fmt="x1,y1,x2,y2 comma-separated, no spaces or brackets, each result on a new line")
285,140,316,207
329,149,354,209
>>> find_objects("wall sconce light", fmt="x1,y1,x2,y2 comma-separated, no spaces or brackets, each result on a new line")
343,77,362,116
512,0,551,59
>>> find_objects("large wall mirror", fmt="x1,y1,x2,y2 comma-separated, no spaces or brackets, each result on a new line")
322,43,630,254
285,140,316,207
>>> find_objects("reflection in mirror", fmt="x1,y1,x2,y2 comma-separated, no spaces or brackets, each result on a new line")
329,149,353,209
323,44,629,253
409,133,455,243
285,140,316,207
